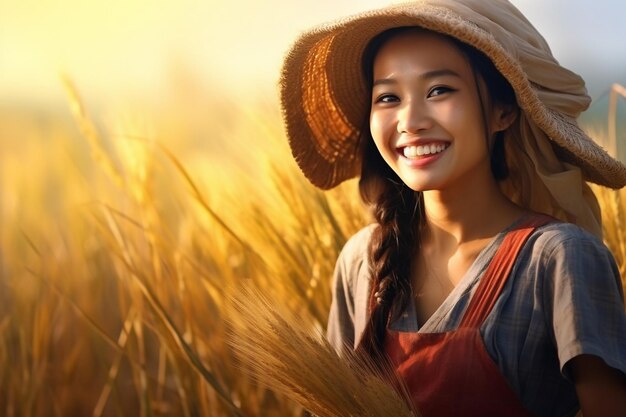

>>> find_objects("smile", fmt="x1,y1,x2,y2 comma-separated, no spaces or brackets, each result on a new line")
401,143,450,159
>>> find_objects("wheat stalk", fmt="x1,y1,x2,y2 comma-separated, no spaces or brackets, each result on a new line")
228,285,420,417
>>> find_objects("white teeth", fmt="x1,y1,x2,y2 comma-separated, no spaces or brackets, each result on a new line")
402,143,448,159
404,146,417,158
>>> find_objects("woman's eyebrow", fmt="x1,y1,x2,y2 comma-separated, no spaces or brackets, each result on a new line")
373,69,461,87
420,69,461,80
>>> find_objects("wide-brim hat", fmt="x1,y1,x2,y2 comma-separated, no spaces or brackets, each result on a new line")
280,0,626,190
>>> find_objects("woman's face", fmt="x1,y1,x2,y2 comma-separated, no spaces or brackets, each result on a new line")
369,30,507,192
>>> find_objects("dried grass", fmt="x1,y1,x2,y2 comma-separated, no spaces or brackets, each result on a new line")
0,78,622,416
228,285,419,417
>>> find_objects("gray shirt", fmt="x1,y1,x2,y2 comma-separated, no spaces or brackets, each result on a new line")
327,220,626,417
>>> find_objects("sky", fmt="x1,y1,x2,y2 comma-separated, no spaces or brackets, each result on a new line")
1,0,625,105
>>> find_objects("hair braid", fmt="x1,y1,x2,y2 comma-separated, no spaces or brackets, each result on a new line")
356,138,422,359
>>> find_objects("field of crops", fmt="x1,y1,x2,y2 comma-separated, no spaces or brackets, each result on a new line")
0,80,624,416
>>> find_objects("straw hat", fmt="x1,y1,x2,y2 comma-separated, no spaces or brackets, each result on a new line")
280,0,626,190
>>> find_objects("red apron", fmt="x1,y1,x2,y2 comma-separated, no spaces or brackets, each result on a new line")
381,215,551,417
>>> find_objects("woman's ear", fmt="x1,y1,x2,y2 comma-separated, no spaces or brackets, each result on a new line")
492,104,518,133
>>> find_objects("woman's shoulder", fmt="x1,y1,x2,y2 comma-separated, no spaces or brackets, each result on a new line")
332,224,377,301
524,219,620,282
530,219,609,257
333,224,377,285
338,224,376,262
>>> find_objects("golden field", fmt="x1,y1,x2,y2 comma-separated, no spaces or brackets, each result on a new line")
0,80,624,416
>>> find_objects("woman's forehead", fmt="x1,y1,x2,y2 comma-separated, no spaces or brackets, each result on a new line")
372,30,472,79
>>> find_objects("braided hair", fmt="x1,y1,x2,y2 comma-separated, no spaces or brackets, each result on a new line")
357,133,423,359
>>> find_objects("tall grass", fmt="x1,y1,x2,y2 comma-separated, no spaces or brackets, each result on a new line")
0,80,624,416
0,81,369,416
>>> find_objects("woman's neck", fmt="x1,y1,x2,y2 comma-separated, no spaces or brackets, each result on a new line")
421,174,525,252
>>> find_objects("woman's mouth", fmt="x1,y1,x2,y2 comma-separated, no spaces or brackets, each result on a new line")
401,142,450,159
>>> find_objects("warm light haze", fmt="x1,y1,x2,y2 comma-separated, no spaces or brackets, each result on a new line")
2,0,625,105
1,1,625,415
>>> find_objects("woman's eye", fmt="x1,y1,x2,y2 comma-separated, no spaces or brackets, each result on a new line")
375,94,400,104
428,86,454,98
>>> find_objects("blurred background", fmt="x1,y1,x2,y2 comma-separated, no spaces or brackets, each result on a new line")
2,0,626,104
0,1,625,416
3,0,625,167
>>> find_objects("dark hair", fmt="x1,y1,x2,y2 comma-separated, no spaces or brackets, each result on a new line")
356,27,517,359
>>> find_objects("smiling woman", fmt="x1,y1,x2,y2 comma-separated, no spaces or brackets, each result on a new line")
1,0,625,416
368,29,516,192
279,0,626,416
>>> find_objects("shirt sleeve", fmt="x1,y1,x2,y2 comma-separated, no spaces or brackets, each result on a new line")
326,245,356,355
543,233,626,380
326,225,374,355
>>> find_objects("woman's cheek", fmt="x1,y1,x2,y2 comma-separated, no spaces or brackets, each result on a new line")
370,113,394,147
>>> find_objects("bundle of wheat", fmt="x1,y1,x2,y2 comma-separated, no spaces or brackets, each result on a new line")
228,285,420,417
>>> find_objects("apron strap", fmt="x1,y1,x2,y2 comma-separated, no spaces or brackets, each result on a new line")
458,214,554,329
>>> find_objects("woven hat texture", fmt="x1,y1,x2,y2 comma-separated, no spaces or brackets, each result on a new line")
280,0,626,190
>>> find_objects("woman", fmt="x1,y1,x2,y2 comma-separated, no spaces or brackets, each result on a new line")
279,1,626,416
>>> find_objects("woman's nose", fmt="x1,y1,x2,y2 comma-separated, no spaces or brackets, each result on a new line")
397,100,432,134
